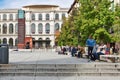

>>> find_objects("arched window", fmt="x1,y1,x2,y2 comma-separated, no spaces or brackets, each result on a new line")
9,23,13,34
3,38,7,44
38,14,42,20
31,14,35,20
32,38,35,41
46,38,50,40
0,24,1,34
31,23,35,34
3,23,7,34
46,14,49,20
39,38,42,40
9,14,13,20
3,14,7,21
55,23,59,32
9,38,13,46
38,23,43,34
46,38,50,48
15,23,18,34
55,14,59,20
38,38,43,48
45,23,50,34
62,13,65,19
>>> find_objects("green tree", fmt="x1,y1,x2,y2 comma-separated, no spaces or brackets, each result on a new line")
59,0,115,46
58,8,78,46
94,28,112,43
113,4,120,43
75,0,114,45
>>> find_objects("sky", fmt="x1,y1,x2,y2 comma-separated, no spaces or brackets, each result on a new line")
0,0,74,9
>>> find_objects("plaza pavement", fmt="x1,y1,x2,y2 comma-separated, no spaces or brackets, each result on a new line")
9,49,105,64
1,49,120,80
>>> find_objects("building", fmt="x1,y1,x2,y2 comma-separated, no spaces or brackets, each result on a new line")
113,0,120,5
68,0,79,14
68,0,120,14
0,5,68,49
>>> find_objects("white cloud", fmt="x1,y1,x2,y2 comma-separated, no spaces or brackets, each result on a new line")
1,0,74,9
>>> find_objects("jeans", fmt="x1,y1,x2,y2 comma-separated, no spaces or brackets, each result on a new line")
88,46,93,60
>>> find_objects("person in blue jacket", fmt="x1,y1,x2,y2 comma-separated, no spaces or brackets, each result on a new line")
86,35,96,61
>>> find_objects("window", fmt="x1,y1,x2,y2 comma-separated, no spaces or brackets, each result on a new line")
38,14,42,20
3,23,7,34
9,23,13,34
3,14,7,21
45,23,50,34
46,14,49,20
3,38,7,44
55,14,59,20
62,13,65,19
9,14,13,20
15,23,18,34
46,38,50,40
39,38,42,40
46,38,50,48
38,38,43,48
38,23,43,34
31,23,35,34
31,14,35,20
55,23,59,32
9,38,13,46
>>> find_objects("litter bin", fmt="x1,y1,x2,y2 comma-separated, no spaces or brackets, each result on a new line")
0,44,9,64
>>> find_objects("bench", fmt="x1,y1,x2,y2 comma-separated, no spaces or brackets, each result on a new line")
100,55,120,63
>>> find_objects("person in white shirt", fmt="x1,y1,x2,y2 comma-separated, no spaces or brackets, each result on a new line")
93,43,105,60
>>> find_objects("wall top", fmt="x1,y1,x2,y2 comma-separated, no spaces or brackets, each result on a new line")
23,5,59,8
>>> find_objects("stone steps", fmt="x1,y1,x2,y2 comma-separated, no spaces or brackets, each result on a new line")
0,68,119,72
1,63,120,67
0,63,120,76
0,72,120,76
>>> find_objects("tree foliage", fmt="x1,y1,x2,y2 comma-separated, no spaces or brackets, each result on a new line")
75,0,114,45
113,4,120,42
94,28,112,43
58,0,115,46
58,8,78,46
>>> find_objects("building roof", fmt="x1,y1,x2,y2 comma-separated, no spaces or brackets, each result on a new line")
0,9,19,13
68,0,78,13
23,5,59,8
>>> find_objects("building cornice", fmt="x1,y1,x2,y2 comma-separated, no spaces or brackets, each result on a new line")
68,0,78,14
23,5,59,8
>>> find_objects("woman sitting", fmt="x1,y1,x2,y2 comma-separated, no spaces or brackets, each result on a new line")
92,44,105,61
